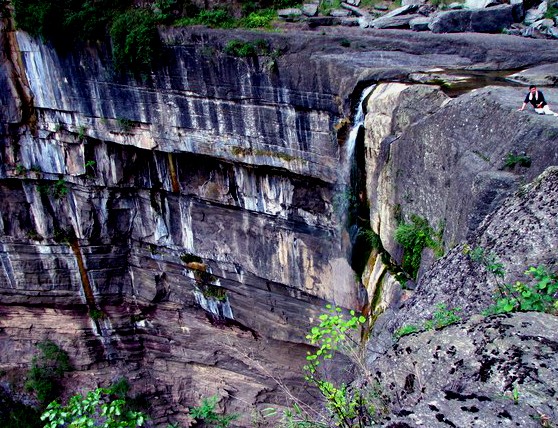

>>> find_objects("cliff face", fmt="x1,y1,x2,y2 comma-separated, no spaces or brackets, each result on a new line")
0,24,364,425
2,17,558,425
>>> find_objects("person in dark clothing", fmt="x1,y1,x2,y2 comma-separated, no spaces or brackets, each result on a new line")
518,85,558,116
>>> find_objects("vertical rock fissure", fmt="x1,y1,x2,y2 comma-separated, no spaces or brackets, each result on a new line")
167,152,180,193
1,13,36,128
69,238,98,314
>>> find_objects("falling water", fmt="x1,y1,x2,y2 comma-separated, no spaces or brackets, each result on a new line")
346,84,376,160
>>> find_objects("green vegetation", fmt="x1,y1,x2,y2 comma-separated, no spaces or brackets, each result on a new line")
199,283,227,301
293,305,384,427
393,324,419,339
25,340,72,405
77,125,87,141
0,392,42,428
110,9,160,71
394,303,461,341
116,117,137,133
423,304,462,330
13,1,292,71
544,3,558,19
224,39,270,57
504,152,531,169
15,164,27,175
189,395,238,427
466,245,558,315
395,214,444,279
53,178,69,199
486,266,558,315
41,386,146,428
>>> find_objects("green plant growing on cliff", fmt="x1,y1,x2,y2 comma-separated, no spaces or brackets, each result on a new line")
224,39,270,57
189,395,238,427
53,178,69,199
297,305,381,427
393,324,419,339
110,8,160,72
25,340,72,405
423,304,462,330
241,9,276,28
486,266,558,315
395,214,444,279
41,387,146,428
116,117,136,133
504,152,531,169
544,3,558,19
77,125,87,141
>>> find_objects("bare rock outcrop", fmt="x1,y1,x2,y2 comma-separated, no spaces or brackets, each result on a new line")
375,312,558,427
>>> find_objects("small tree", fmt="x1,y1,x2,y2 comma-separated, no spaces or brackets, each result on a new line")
25,340,72,405
41,387,146,428
295,305,378,428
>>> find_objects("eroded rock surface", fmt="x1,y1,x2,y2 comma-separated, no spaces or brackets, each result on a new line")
375,312,558,427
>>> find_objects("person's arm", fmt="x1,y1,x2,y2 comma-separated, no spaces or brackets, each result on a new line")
519,93,530,111
536,92,545,108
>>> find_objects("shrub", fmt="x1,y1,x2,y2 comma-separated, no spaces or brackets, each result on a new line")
300,305,379,427
110,9,160,72
487,266,558,315
25,340,72,405
241,9,276,28
395,214,444,279
41,387,146,428
12,0,131,47
504,152,531,168
189,395,238,427
423,304,462,330
394,324,419,339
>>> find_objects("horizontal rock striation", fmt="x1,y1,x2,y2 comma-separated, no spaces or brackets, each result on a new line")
1,21,558,425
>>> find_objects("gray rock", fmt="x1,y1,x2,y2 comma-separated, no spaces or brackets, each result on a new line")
329,8,350,17
302,3,318,16
380,4,419,18
530,17,555,28
447,2,465,8
429,4,517,33
465,0,501,9
372,13,418,28
339,17,360,26
409,16,432,30
277,8,303,19
374,4,389,10
402,0,426,6
546,26,558,37
524,1,547,25
373,313,558,427
345,0,361,5
522,25,536,36
306,16,340,26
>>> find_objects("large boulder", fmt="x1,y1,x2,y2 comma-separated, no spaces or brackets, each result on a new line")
524,0,548,25
373,312,558,427
365,85,558,278
429,4,520,33
368,166,558,368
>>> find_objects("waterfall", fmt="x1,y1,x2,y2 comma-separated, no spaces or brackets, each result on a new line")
346,84,376,159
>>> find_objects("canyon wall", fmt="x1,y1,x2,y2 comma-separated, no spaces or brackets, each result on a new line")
1,18,558,425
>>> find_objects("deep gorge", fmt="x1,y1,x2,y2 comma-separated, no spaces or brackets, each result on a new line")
1,9,558,427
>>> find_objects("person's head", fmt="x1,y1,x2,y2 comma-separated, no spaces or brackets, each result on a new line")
529,85,537,93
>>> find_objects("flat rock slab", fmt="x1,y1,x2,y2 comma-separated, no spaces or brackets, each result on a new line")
429,4,519,33
509,63,558,86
